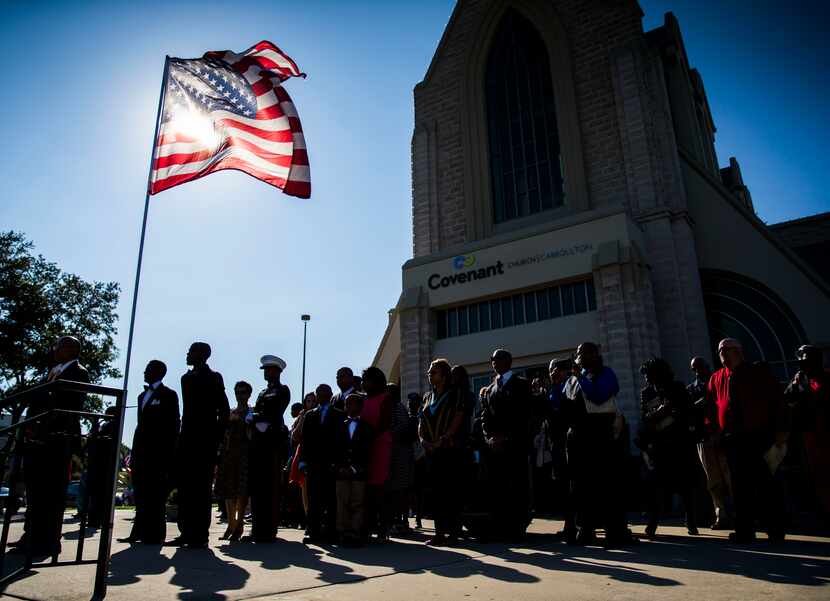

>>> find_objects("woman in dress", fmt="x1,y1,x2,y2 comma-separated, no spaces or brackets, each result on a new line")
420,359,468,545
217,381,252,541
360,366,392,541
386,383,416,535
289,392,318,519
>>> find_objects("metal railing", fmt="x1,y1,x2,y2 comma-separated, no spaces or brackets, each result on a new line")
0,379,125,600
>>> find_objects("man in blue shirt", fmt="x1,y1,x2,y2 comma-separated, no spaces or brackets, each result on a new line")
564,342,634,547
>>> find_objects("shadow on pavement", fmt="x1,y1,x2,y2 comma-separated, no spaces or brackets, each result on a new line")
109,544,250,600
98,525,830,599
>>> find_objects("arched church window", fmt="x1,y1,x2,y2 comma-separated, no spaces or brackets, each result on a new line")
701,270,806,380
485,10,565,224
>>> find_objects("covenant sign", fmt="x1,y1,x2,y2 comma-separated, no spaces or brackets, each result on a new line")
426,243,593,291
428,259,505,290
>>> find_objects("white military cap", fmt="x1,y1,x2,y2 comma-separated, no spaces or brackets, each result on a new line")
259,355,286,370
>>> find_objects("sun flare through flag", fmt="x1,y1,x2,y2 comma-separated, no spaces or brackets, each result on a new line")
149,41,310,198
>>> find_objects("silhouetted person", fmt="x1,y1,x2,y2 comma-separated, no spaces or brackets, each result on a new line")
419,359,467,545
166,342,229,549
708,338,789,543
548,357,575,540
217,381,252,541
785,344,830,524
331,367,357,411
247,354,290,543
334,393,373,547
564,342,633,546
18,335,90,557
638,358,698,537
119,360,180,544
480,348,532,541
299,383,344,544
688,356,733,529
86,406,120,530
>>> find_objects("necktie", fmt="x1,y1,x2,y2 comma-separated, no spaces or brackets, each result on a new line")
497,375,504,389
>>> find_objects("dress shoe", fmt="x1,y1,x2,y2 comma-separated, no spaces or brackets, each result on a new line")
644,524,657,538
163,537,188,547
728,531,756,543
117,536,141,544
425,534,447,546
574,529,596,546
302,535,323,545
710,520,731,530
687,526,699,536
185,541,208,549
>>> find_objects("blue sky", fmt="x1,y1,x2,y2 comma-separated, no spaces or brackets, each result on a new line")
1,0,827,444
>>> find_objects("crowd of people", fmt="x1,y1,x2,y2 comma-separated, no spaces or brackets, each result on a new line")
9,334,830,557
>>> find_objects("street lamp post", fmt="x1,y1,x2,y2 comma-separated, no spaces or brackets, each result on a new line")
301,314,311,401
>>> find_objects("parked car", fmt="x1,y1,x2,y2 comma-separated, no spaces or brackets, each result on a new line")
65,480,82,508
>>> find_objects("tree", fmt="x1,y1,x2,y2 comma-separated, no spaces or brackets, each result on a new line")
0,231,121,416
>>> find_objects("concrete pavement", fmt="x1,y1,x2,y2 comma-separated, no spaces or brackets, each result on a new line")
0,511,828,600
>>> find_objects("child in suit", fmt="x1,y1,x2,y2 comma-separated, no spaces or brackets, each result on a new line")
335,393,374,546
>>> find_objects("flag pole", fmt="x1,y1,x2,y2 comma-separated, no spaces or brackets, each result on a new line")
120,57,170,414
93,55,170,600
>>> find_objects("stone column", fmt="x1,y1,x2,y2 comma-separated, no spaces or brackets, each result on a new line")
398,286,434,399
592,241,662,435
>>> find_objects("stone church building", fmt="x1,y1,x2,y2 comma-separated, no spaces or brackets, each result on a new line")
373,0,830,431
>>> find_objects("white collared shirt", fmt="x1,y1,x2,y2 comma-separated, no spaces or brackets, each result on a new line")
497,370,514,389
48,359,78,381
340,387,354,401
141,381,163,410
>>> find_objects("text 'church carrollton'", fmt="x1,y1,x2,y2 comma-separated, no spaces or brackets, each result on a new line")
373,0,830,431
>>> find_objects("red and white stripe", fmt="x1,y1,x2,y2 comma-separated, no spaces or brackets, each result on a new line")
149,41,310,198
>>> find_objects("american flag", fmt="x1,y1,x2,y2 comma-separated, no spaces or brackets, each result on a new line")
149,41,310,198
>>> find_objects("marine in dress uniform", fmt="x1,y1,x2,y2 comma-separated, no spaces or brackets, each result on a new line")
247,354,291,543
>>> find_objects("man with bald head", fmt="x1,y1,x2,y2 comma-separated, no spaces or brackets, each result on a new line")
299,383,345,543
707,338,789,542
479,348,533,541
687,356,732,529
167,342,229,549
18,336,90,556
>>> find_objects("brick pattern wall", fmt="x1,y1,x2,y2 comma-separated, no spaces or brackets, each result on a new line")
399,306,434,398
593,249,661,433
407,0,715,401
609,27,712,376
411,0,644,255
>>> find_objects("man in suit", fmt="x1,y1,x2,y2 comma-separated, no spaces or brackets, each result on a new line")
479,348,532,541
247,354,291,543
119,360,180,544
334,393,373,547
331,367,357,411
17,336,90,557
166,342,229,549
299,383,345,544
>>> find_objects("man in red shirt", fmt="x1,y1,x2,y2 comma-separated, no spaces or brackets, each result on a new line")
707,338,789,542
